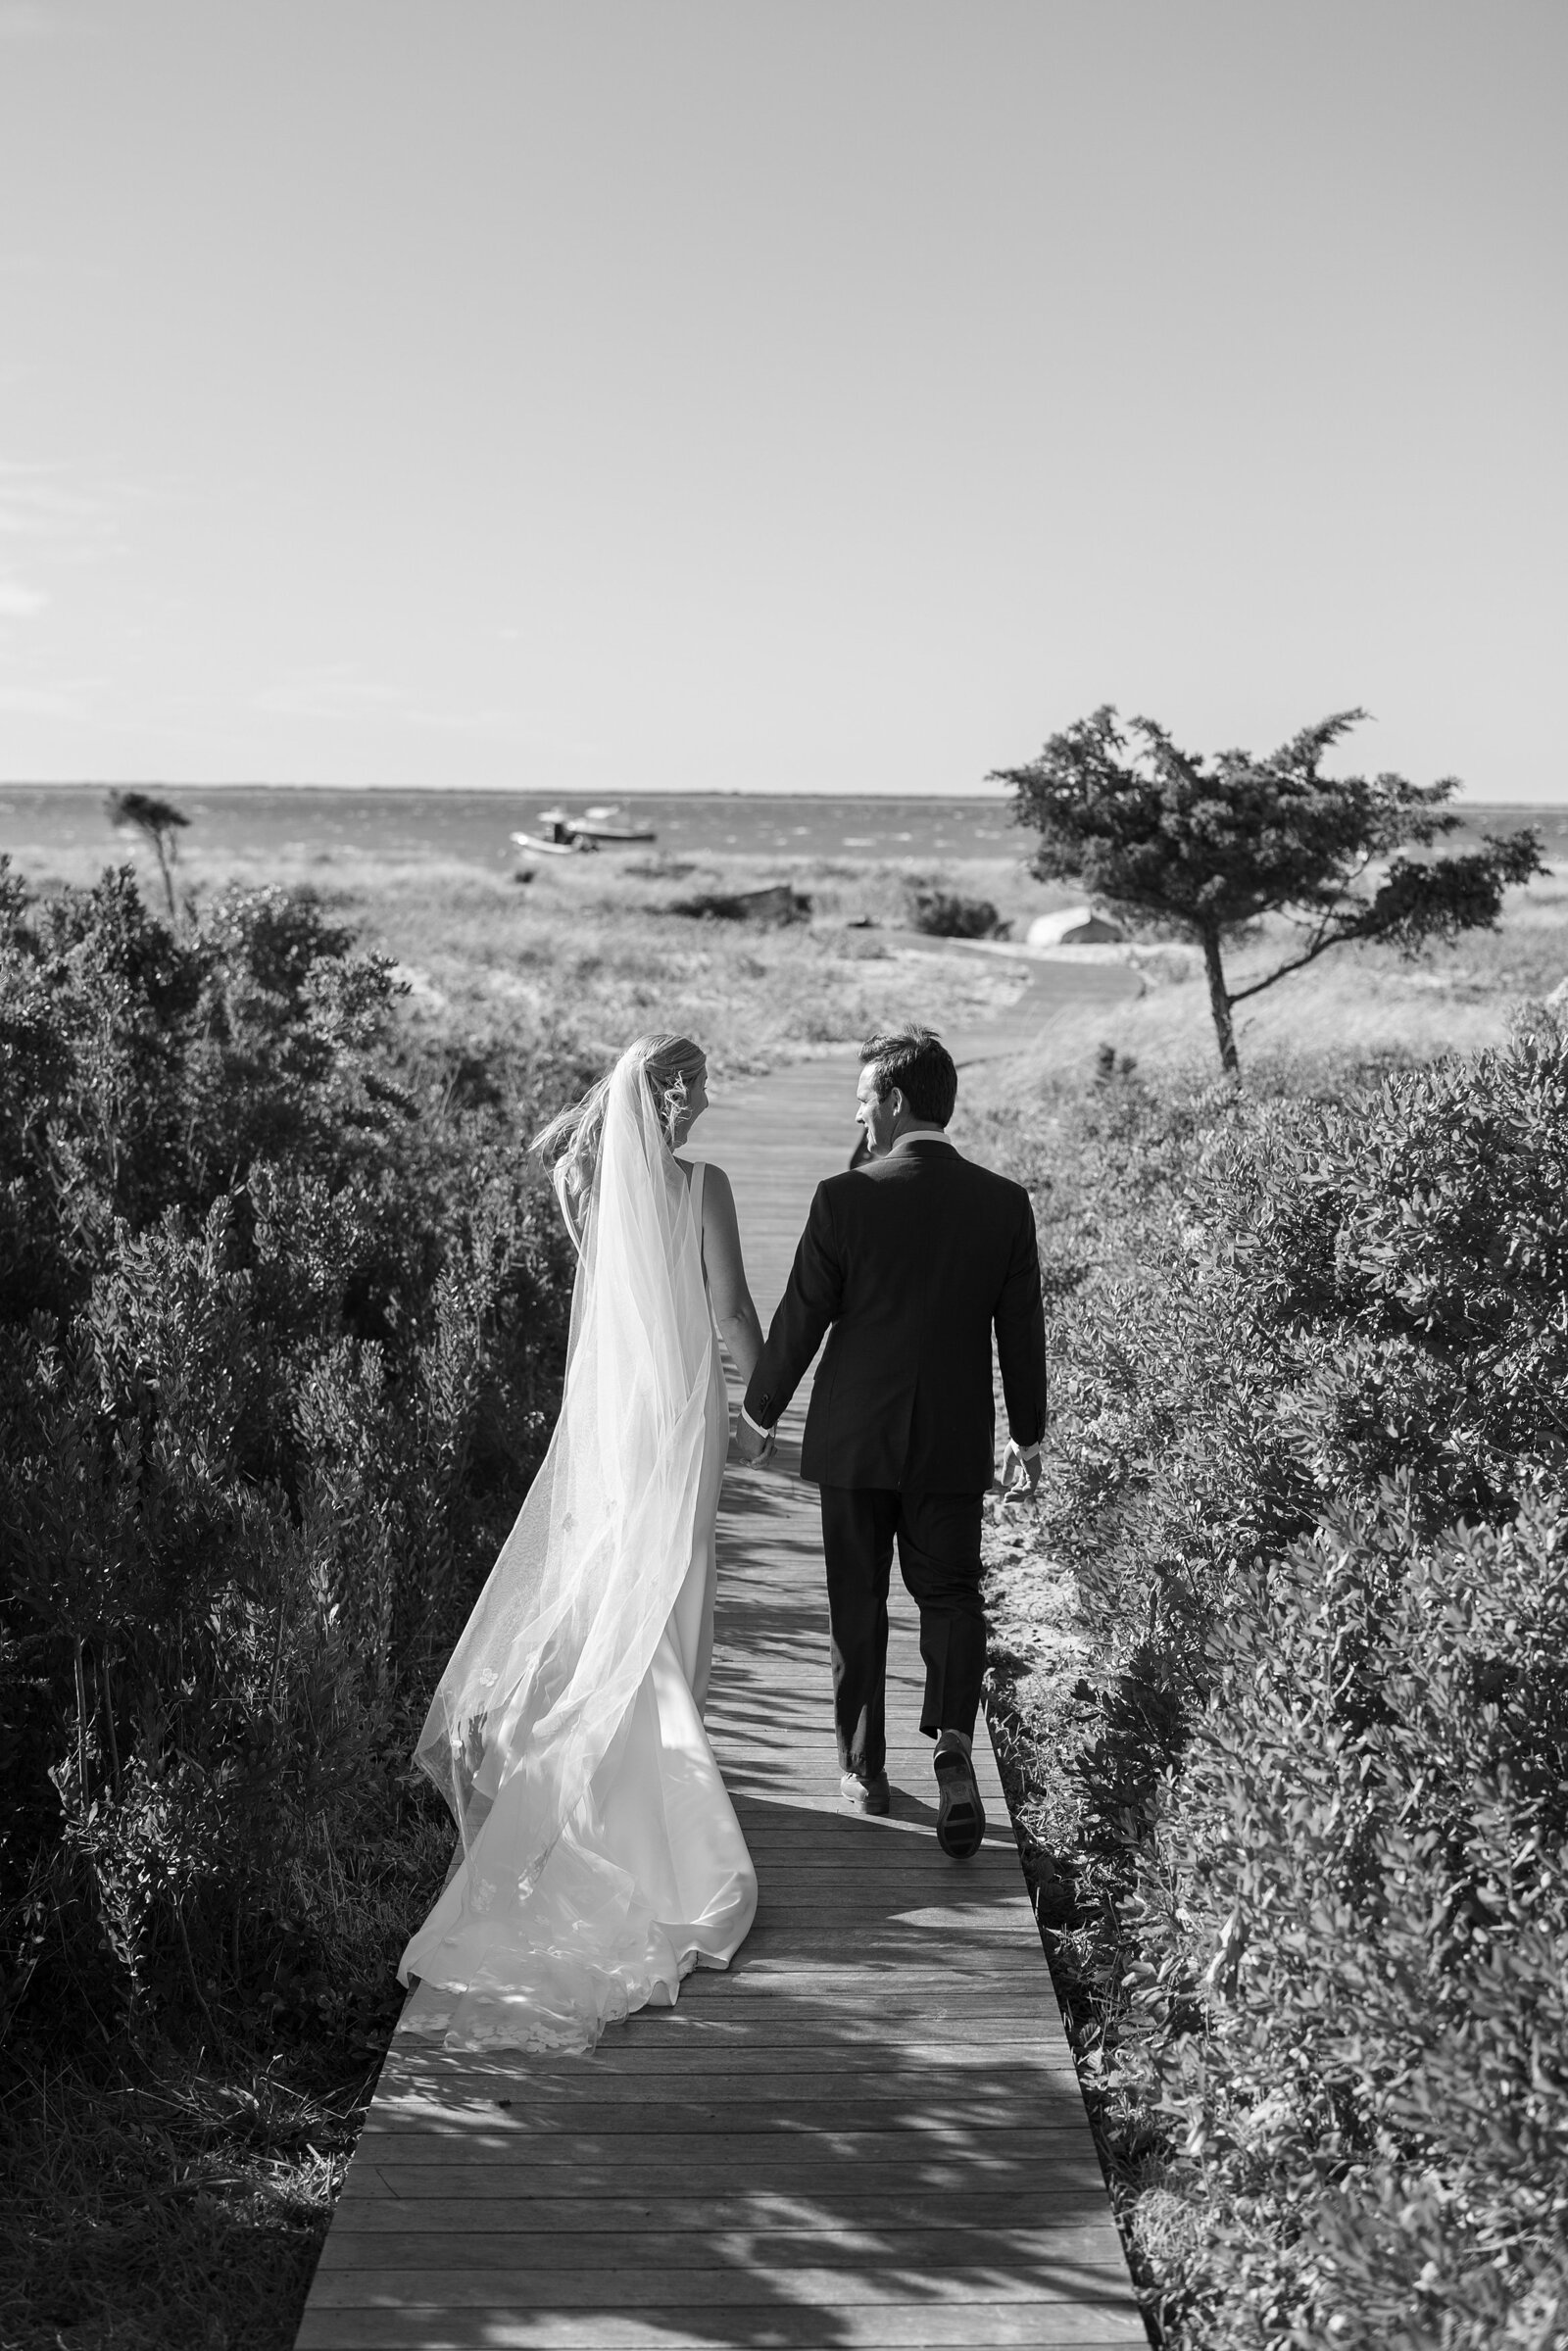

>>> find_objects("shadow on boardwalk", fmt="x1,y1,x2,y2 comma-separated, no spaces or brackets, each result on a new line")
328,1952,1132,2345
308,1445,1140,2345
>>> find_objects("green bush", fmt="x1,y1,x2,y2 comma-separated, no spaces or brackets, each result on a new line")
982,1021,1568,2344
1120,1491,1568,2346
0,859,575,2054
907,887,1007,940
1043,1020,1568,1682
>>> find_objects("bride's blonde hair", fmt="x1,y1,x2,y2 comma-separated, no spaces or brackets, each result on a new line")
533,1032,706,1210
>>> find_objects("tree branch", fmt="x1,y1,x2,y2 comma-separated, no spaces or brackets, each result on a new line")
1227,925,1365,1005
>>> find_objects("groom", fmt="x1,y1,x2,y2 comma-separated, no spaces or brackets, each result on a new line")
734,1024,1047,1858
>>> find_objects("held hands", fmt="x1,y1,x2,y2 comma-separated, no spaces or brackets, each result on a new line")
734,1411,777,1468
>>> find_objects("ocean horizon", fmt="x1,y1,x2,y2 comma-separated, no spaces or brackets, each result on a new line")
4,783,1564,878
3,784,1023,871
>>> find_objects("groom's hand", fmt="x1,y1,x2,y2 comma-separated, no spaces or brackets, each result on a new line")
999,1439,1042,1501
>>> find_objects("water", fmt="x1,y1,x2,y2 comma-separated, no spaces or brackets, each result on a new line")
0,786,1026,872
3,785,1558,880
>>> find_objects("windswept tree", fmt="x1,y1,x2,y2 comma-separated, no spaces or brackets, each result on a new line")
106,788,190,925
993,708,1545,1073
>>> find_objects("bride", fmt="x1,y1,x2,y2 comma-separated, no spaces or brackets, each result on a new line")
398,1034,764,2052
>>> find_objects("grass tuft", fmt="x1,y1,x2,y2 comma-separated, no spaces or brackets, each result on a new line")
0,2046,373,2351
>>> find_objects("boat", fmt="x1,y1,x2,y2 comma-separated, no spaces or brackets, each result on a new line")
581,802,657,837
572,817,657,842
510,828,598,858
535,803,657,846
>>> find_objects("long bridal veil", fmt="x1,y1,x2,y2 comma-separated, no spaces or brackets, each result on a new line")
408,1043,716,1912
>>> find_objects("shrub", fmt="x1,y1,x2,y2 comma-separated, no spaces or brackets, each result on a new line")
980,1018,1568,2344
907,887,1007,940
1120,1490,1568,2347
670,883,810,923
1043,1018,1568,1687
0,859,575,2055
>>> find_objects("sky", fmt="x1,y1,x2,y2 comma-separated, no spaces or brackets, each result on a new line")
0,1,1563,802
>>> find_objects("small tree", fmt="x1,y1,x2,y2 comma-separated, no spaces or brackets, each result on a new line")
993,708,1545,1074
106,789,190,925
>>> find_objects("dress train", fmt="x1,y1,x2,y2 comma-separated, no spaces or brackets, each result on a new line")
398,1159,756,2053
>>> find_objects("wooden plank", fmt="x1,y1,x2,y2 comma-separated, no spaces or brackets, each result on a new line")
315,2234,1133,2278
359,2087,1094,2128
298,2310,1143,2349
344,2148,1109,2199
351,2133,1103,2171
351,2019,1075,2059
369,2043,1081,2080
335,2186,1112,2227
295,975,1143,2350
366,2072,1083,2115
322,2214,1128,2255
305,2268,1139,2311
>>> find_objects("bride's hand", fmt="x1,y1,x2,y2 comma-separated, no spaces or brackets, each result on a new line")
734,1411,774,1466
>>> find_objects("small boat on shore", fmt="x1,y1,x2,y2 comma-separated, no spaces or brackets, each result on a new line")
510,828,598,858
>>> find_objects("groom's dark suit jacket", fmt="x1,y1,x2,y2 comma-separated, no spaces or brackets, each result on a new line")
743,1133,1048,1493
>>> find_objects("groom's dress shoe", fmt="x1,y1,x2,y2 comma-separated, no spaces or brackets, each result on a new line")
934,1745,986,1859
839,1768,891,1816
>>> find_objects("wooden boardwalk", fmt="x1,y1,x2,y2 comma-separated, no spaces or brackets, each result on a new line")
298,949,1145,2350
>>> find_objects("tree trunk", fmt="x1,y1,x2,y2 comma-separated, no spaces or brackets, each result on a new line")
1200,925,1240,1074
151,834,178,926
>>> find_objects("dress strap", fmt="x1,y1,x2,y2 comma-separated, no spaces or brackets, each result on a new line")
552,1159,583,1255
686,1159,710,1292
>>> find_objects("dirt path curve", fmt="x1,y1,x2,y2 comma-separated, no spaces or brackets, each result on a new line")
296,948,1146,2351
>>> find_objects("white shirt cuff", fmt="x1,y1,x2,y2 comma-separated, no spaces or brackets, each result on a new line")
740,1404,772,1437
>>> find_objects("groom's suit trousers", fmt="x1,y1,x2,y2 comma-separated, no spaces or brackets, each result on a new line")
744,1132,1047,1780
819,1485,986,1778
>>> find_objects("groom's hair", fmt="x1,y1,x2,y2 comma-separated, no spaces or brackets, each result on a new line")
858,1025,957,1126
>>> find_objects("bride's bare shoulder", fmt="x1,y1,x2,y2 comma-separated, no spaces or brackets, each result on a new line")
678,1157,736,1217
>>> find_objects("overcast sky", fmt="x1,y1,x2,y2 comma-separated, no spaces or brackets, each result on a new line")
1,1,1563,801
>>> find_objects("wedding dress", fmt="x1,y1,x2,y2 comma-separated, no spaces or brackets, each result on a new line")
397,1053,757,2053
